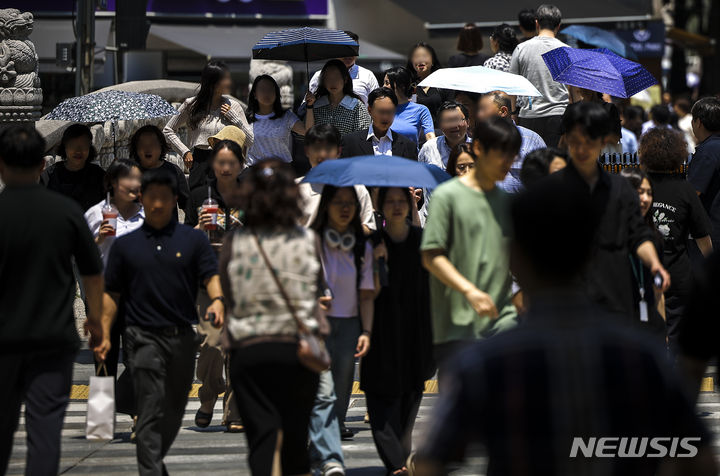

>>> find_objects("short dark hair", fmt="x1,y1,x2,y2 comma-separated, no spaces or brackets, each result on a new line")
536,4,562,31
105,158,140,195
377,187,413,217
512,179,596,285
0,125,46,169
456,23,484,53
57,123,97,163
692,97,720,132
562,102,611,140
639,127,687,172
650,104,671,125
485,90,512,112
437,101,469,122
384,66,415,98
141,167,178,195
239,159,302,228
674,97,692,115
473,116,522,157
623,105,646,122
368,87,398,107
491,23,519,54
520,147,568,187
343,30,359,42
130,125,168,162
518,8,537,31
305,124,341,148
211,139,245,167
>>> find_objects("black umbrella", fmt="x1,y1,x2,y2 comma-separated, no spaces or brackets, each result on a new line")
252,27,359,87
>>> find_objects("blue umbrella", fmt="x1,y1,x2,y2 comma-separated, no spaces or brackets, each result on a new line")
561,25,638,60
541,47,658,98
253,28,358,86
301,155,451,189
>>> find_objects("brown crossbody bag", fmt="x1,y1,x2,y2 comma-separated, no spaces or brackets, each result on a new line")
252,231,331,373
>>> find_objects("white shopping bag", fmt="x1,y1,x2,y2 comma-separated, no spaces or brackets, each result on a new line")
86,364,115,440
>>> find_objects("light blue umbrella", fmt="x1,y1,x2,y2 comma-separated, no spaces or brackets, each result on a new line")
301,155,451,189
418,66,543,97
561,25,638,60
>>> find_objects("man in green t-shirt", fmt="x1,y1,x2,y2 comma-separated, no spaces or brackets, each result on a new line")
421,116,522,375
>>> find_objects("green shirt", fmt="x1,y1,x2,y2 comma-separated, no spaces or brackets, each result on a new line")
421,178,517,344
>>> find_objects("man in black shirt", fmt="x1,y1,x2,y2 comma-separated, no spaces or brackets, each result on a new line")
414,177,716,476
101,168,225,476
551,102,670,320
687,97,720,248
0,126,105,475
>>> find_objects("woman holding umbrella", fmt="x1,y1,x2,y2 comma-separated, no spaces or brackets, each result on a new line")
305,59,371,138
361,187,434,476
163,61,254,190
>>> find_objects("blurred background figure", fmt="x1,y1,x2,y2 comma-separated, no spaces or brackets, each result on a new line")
447,23,489,68
517,8,538,42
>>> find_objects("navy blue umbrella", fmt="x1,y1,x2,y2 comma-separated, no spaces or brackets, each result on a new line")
301,155,451,189
253,28,358,86
561,25,638,60
541,47,657,98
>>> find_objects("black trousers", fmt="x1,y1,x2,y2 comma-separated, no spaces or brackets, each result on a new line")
188,147,213,191
0,349,74,476
124,325,199,476
230,342,319,476
366,391,423,472
518,115,564,148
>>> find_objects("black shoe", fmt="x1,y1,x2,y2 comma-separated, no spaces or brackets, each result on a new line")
340,425,354,440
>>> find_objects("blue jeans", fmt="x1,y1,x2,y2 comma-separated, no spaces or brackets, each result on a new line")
325,316,361,425
308,370,345,467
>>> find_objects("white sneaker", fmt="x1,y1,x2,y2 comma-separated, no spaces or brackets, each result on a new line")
321,462,345,476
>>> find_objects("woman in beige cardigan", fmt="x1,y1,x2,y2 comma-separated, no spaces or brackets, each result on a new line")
163,60,254,190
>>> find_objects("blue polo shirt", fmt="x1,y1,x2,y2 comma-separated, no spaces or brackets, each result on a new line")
105,220,218,328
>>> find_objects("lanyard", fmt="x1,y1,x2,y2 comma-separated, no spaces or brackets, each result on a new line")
628,255,649,322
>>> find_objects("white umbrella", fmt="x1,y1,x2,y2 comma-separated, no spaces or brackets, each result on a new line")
418,66,543,97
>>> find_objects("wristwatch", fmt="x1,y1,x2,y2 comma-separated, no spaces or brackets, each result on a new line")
211,296,225,305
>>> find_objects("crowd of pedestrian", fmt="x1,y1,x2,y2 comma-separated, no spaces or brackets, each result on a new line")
3,3,720,476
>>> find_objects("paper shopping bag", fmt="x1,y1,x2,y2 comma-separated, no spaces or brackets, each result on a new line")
86,364,115,440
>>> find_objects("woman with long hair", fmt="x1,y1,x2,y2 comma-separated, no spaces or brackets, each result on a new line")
406,42,454,126
220,159,323,474
638,128,713,350
484,24,519,72
360,187,434,476
163,60,254,189
446,143,476,177
305,59,371,137
383,67,435,144
41,123,106,211
311,185,375,440
245,74,305,166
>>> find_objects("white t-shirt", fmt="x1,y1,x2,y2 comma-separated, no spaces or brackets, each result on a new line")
84,200,145,268
296,180,376,231
246,110,301,166
321,240,375,317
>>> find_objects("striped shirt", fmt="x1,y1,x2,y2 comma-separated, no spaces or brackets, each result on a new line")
246,110,301,166
418,296,711,476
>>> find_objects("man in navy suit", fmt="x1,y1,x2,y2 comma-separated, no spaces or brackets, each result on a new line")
341,88,418,160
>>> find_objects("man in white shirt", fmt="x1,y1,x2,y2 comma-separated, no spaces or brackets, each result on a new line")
308,31,379,105
418,101,471,170
509,4,571,147
297,124,375,233
341,88,418,160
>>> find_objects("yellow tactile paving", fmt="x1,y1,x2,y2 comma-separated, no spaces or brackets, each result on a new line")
69,378,714,400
